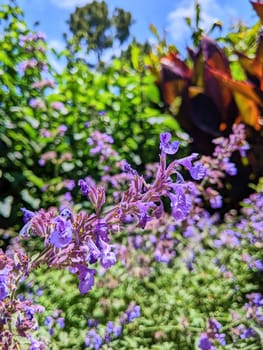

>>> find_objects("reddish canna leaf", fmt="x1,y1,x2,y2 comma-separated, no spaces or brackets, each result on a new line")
235,51,262,87
159,52,191,105
201,36,234,122
208,66,263,130
236,32,263,89
250,0,263,24
255,32,263,90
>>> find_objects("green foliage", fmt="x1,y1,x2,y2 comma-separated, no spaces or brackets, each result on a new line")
0,3,183,229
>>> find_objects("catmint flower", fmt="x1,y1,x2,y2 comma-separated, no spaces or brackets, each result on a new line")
189,161,206,180
114,325,122,337
31,79,55,89
106,321,114,334
235,325,254,339
99,239,116,269
253,259,263,270
160,132,180,154
49,216,73,248
87,239,101,264
57,124,67,136
21,208,35,223
77,265,96,294
40,128,52,138
57,317,65,328
95,219,109,242
29,98,45,109
51,101,65,110
29,337,46,350
198,333,212,350
121,160,137,175
85,329,102,350
121,304,141,325
210,194,222,209
223,158,237,176
87,319,98,328
169,188,190,221
0,275,9,300
78,179,90,196
20,58,38,72
63,179,75,191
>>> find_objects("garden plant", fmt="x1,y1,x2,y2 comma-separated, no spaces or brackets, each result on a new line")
1,1,263,350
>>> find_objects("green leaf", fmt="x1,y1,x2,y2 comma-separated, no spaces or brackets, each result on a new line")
131,44,140,71
23,169,45,188
149,23,159,39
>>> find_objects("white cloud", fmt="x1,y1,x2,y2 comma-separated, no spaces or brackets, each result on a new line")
50,0,93,9
49,39,66,52
167,0,237,48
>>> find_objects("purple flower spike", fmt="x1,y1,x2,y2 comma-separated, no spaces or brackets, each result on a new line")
50,216,73,248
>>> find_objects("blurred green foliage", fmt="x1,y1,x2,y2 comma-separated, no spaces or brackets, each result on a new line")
0,3,181,229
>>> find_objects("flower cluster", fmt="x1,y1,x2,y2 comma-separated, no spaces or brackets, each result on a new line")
198,124,249,208
0,132,206,348
84,303,140,349
198,318,226,350
0,249,46,349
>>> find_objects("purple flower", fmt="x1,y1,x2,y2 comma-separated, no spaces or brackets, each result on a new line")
44,316,53,327
223,158,237,176
87,319,98,327
169,188,190,221
50,216,73,248
160,132,180,154
29,337,46,350
114,325,122,337
189,162,206,180
210,195,222,209
237,325,254,339
77,265,96,294
99,239,116,269
0,280,8,300
85,329,102,350
254,260,263,270
57,317,65,328
78,179,90,196
121,160,137,175
121,304,141,324
95,219,109,242
64,179,75,191
51,101,65,110
198,333,212,350
29,98,45,109
57,124,67,136
88,239,101,264
137,203,152,228
21,208,35,224
106,321,114,334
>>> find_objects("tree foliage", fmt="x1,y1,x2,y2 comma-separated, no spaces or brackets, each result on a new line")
68,1,133,62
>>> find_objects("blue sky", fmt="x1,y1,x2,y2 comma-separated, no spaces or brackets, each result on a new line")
1,0,258,63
